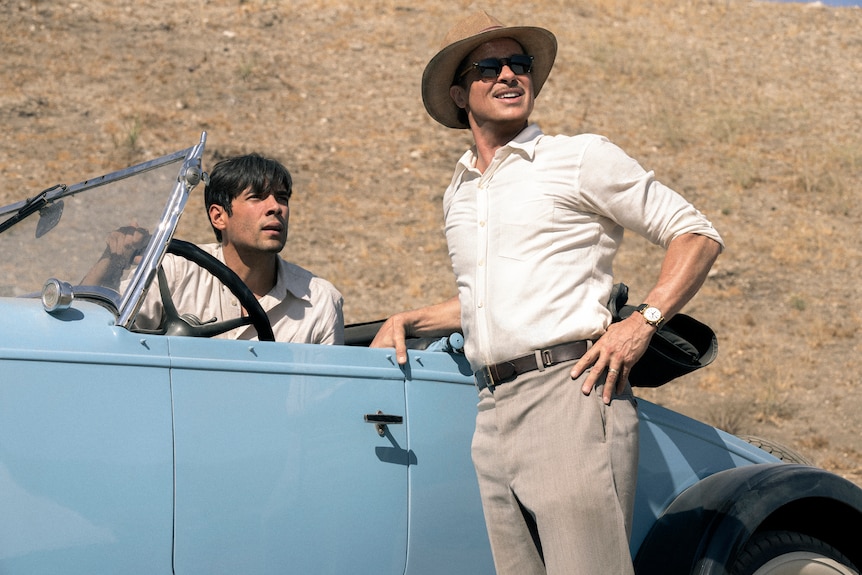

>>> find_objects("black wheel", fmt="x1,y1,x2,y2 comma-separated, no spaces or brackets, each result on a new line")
738,435,814,465
731,531,859,575
144,239,274,341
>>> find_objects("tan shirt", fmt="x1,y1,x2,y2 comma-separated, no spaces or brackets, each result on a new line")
134,243,344,344
443,125,724,370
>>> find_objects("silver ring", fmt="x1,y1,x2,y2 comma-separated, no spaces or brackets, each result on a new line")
608,368,619,374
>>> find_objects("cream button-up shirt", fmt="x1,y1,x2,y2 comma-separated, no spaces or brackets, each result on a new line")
134,243,344,344
443,124,724,371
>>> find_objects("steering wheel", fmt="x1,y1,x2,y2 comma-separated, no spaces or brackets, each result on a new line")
148,239,275,341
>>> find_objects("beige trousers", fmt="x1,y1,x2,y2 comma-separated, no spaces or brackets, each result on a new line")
471,360,639,575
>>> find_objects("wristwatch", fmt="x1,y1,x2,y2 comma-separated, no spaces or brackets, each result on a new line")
636,303,665,328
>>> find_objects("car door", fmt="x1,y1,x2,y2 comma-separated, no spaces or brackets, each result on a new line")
169,337,408,575
0,302,175,575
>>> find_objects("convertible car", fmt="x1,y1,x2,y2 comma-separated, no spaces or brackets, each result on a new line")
1,134,860,575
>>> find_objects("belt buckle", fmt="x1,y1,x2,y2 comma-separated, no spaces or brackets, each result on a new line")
476,365,494,390
475,362,516,391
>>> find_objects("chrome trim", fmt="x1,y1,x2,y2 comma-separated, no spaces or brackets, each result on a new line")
41,278,74,312
0,149,193,218
116,132,207,328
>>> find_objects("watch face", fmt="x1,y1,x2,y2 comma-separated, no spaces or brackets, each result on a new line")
644,307,662,323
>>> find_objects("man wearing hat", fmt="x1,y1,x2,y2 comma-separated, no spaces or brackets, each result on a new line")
372,10,723,574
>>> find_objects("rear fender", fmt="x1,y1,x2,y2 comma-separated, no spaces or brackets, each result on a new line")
634,463,862,575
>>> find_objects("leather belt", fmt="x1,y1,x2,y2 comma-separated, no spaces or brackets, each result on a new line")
474,340,589,392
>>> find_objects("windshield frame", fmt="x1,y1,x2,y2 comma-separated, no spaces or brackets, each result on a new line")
117,134,207,328
0,132,208,329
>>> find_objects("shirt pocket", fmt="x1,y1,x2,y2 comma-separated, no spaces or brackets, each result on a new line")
496,197,555,261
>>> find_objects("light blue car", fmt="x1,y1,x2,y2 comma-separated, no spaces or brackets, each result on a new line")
1,134,860,575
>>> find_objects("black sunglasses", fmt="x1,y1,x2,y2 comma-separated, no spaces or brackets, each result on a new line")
458,54,534,80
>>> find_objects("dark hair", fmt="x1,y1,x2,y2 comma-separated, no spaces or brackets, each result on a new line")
204,153,293,242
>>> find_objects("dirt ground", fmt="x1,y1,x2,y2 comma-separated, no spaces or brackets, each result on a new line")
1,0,861,484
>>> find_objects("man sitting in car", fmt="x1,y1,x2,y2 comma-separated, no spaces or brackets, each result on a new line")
86,153,344,344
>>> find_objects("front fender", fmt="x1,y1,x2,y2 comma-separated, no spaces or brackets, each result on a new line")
634,463,862,575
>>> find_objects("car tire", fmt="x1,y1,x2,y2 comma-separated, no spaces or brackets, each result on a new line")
730,530,859,575
738,435,814,465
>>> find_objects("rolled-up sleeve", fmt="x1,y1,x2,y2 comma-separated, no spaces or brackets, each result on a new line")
577,136,724,250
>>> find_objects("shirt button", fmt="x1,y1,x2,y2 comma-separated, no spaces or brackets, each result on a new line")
479,220,486,227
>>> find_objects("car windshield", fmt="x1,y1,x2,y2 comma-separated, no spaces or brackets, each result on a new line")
0,133,207,327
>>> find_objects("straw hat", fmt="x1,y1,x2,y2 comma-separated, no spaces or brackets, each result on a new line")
421,11,557,129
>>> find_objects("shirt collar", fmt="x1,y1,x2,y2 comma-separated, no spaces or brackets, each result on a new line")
211,243,311,306
454,123,544,174
269,258,312,304
507,123,543,158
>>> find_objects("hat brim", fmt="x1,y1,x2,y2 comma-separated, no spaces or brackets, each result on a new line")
421,26,557,129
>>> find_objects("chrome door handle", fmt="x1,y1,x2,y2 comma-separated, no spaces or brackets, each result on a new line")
365,411,403,436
